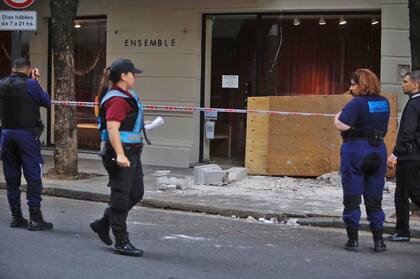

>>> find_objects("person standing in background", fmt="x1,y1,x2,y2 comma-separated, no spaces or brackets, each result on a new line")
386,71,420,242
0,57,52,231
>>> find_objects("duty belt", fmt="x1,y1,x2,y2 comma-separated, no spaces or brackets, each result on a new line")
343,137,370,143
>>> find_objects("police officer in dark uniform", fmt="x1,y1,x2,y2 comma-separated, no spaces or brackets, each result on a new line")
0,57,52,231
334,69,390,252
90,59,146,257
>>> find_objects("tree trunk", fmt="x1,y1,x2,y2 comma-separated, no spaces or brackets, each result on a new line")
409,0,420,70
50,0,79,177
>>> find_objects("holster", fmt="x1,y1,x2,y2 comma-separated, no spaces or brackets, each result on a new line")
31,120,44,139
369,129,385,147
361,152,382,176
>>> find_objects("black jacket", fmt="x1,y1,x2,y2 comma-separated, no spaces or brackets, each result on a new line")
0,74,40,129
393,92,420,161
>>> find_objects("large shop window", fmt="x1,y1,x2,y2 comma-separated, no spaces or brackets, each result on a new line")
207,12,380,162
258,14,380,96
0,31,30,78
74,18,106,150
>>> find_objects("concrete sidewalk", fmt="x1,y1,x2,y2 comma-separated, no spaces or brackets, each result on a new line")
0,152,419,238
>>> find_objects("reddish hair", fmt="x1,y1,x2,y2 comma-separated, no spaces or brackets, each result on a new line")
350,69,381,96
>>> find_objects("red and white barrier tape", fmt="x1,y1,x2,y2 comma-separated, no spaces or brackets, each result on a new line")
51,100,336,117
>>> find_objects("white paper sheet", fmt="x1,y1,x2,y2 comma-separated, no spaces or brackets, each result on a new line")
145,116,164,130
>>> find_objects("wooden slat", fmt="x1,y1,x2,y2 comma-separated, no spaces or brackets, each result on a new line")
245,97,270,175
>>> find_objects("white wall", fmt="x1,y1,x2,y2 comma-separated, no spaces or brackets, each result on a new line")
380,3,411,113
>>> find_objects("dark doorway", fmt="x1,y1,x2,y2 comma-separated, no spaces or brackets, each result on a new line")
209,15,257,164
74,17,106,150
0,32,11,78
0,31,31,78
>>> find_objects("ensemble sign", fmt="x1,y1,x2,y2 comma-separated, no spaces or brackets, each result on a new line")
124,38,176,48
3,0,35,9
0,10,37,30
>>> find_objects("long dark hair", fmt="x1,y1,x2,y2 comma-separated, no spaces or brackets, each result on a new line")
97,67,110,103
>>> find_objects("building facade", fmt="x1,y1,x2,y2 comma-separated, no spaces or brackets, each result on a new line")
0,0,411,167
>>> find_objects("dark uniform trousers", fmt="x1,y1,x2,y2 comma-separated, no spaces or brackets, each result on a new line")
1,130,44,208
102,145,144,241
395,160,420,235
341,140,387,231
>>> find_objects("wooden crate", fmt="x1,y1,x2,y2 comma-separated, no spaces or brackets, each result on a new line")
245,93,398,176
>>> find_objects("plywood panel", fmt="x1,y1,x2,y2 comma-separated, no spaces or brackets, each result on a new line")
246,93,397,176
245,97,270,175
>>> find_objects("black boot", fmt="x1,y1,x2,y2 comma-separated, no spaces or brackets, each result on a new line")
90,217,113,246
372,230,387,252
344,228,359,252
113,239,143,257
28,207,53,231
10,207,28,228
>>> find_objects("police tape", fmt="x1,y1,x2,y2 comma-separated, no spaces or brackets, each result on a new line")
51,100,336,117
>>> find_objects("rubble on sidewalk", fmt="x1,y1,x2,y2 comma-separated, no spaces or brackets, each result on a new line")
316,171,341,187
156,176,192,191
227,167,248,182
258,217,279,224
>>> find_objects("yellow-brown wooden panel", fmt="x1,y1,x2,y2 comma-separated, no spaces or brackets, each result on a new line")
246,93,398,176
245,97,270,175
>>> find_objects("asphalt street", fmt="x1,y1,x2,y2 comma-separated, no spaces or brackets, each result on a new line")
0,191,419,279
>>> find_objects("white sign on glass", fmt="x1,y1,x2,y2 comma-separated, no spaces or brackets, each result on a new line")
205,121,215,139
222,75,239,89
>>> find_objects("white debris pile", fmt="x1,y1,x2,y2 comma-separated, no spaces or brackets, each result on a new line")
156,176,184,191
235,175,338,193
246,216,257,222
258,217,279,224
286,218,299,225
316,171,342,187
152,170,193,191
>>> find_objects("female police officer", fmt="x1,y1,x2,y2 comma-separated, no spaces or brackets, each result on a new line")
334,69,390,253
90,59,145,257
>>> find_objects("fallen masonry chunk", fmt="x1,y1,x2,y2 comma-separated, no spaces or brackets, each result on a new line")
227,167,248,182
246,216,257,221
194,164,220,184
156,176,185,190
202,169,229,186
158,184,177,191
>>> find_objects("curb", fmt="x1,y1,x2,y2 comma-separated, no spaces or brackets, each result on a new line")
1,183,419,238
296,218,420,238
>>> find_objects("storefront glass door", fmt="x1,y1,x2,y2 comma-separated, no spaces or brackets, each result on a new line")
203,12,380,165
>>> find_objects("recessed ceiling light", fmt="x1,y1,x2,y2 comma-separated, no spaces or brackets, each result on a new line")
371,18,379,25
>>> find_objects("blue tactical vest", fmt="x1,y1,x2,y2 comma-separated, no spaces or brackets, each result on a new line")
98,89,144,144
0,75,40,129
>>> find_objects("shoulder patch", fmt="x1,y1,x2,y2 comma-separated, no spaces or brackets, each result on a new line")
368,100,389,113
